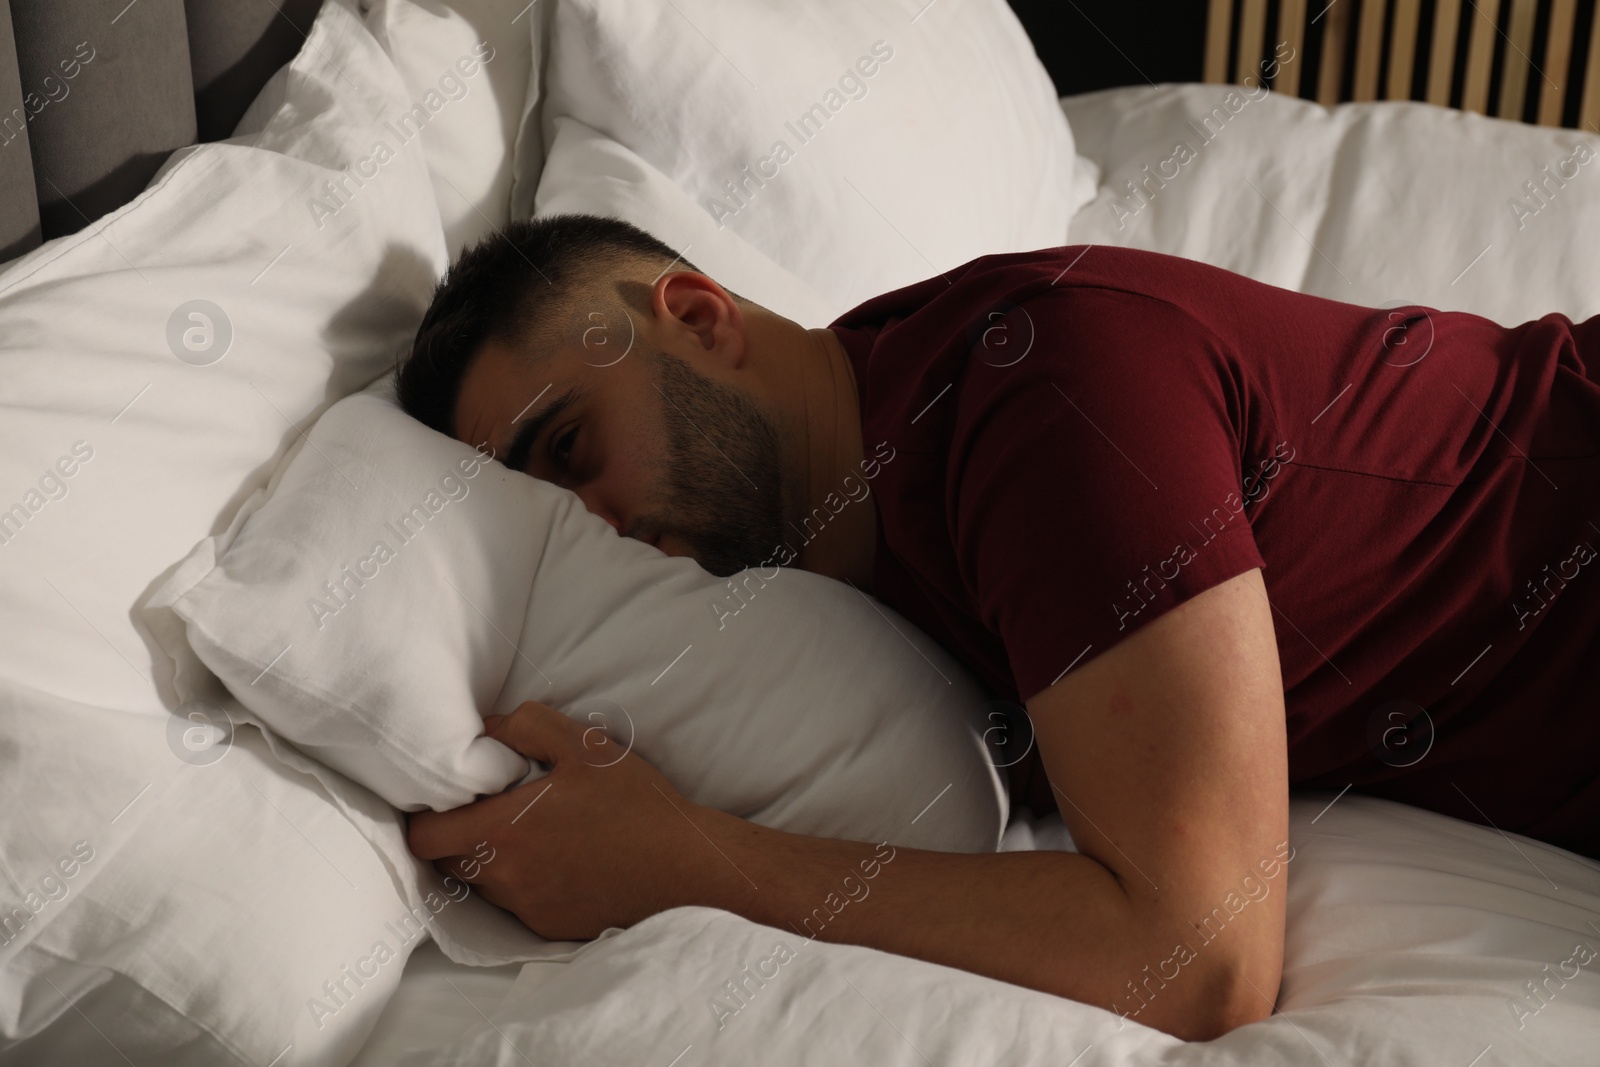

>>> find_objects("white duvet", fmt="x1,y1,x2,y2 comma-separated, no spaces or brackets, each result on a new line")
379,85,1600,1066
400,796,1600,1066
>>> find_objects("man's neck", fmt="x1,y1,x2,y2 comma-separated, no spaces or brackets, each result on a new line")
776,324,876,590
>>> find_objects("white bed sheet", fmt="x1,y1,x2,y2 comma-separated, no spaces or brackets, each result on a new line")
348,943,522,1066
356,804,1077,1061
384,795,1600,1066
354,85,1600,1065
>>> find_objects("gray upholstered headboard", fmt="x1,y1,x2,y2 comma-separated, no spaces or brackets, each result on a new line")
0,0,322,264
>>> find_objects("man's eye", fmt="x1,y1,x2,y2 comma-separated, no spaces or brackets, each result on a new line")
551,426,578,467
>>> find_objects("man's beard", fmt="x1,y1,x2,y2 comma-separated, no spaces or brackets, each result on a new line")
635,352,788,578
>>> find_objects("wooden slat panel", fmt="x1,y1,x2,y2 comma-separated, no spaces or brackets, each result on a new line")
1583,0,1600,131
1278,0,1309,96
1236,0,1270,84
1461,0,1498,113
1427,0,1463,105
1538,0,1578,126
1353,0,1387,100
1496,0,1538,119
1205,0,1234,83
1317,0,1353,104
1387,0,1423,100
1186,0,1592,129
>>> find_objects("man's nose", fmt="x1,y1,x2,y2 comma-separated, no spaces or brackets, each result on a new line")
573,484,626,536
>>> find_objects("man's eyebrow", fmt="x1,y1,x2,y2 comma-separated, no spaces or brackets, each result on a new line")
503,385,585,472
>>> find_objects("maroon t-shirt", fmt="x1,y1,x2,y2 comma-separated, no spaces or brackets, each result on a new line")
829,245,1600,860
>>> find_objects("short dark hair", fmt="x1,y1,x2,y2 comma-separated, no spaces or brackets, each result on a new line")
396,214,699,438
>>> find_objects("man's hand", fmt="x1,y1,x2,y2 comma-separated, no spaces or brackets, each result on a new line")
407,701,711,941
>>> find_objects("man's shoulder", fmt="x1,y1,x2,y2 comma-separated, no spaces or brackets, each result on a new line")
838,246,1249,463
831,244,1233,343
945,244,1225,291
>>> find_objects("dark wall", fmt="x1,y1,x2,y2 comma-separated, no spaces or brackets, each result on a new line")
1006,1,1207,96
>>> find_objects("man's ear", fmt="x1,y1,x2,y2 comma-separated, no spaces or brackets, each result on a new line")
652,270,747,369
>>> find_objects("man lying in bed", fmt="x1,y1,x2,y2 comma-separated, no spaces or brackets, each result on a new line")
398,214,1600,1042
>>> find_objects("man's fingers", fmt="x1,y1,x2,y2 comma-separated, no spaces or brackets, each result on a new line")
408,807,487,862
408,769,559,860
485,701,587,764
437,854,482,884
411,704,589,862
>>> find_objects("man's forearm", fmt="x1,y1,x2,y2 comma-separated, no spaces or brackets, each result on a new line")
670,805,1268,1041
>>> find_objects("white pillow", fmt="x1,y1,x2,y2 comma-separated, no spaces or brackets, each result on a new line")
155,385,1008,845
508,0,555,222
536,114,845,325
0,1,455,1060
1061,86,1600,324
540,0,1080,310
369,0,538,257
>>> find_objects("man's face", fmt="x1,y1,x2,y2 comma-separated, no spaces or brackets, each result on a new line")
453,338,788,578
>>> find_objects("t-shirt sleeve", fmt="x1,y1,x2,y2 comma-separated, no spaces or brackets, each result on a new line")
953,286,1267,703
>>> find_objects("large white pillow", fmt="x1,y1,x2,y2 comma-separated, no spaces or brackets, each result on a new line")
0,1,458,1062
508,0,555,222
1062,85,1600,324
369,0,538,257
540,0,1082,310
536,114,845,325
154,383,1008,843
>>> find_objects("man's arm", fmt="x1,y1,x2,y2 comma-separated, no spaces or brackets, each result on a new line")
408,567,1289,1041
